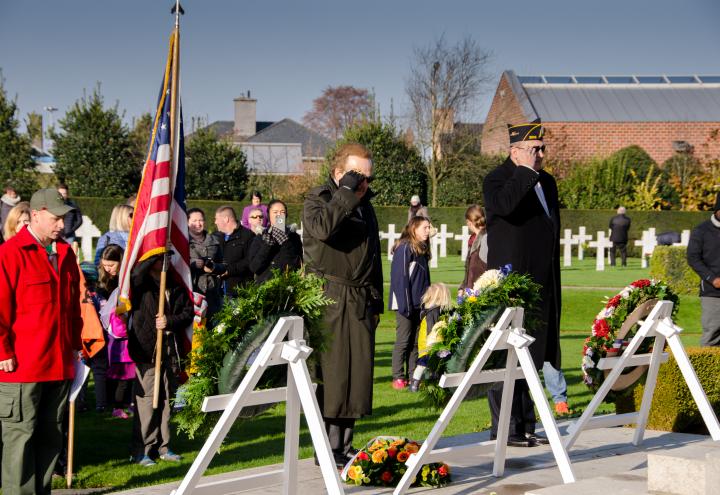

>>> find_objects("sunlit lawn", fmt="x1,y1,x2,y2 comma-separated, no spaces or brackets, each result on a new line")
58,255,702,491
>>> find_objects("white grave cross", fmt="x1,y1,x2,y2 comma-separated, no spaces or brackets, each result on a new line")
379,224,401,260
560,229,579,267
634,228,657,268
430,233,439,268
435,224,455,258
589,231,613,271
673,229,690,247
572,226,593,261
454,226,471,261
74,215,101,263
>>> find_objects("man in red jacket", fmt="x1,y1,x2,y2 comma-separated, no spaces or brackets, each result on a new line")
0,188,83,495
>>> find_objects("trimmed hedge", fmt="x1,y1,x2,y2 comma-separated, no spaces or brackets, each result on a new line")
631,347,720,434
649,246,700,295
73,197,708,258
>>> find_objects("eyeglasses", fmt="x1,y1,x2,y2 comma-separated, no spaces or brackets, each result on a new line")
515,145,546,153
249,215,264,219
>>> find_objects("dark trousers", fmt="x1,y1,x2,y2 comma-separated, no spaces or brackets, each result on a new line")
0,380,70,495
108,379,132,409
392,311,421,380
610,242,627,267
488,379,536,437
132,362,177,458
323,417,355,456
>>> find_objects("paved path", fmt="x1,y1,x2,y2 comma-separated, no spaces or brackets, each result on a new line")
104,424,714,495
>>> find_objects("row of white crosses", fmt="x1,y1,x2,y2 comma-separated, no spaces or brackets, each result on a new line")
75,216,691,273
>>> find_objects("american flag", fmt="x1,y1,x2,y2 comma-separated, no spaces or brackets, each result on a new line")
117,33,193,352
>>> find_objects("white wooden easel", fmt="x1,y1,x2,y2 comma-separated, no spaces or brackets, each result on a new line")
392,307,575,495
172,316,345,495
565,300,720,451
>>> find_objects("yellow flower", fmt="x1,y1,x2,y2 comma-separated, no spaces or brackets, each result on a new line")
371,449,388,463
347,465,364,482
369,441,384,452
404,442,420,454
467,295,477,302
390,439,405,448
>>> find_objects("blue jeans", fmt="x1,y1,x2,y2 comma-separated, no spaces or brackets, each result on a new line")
542,362,567,404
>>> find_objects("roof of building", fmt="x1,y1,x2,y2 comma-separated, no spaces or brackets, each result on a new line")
203,120,274,139
245,118,332,157
506,71,720,122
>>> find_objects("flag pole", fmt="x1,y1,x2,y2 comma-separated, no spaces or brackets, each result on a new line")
153,8,181,410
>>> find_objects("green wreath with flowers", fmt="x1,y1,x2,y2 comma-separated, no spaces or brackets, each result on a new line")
174,269,334,438
420,266,541,409
581,278,678,401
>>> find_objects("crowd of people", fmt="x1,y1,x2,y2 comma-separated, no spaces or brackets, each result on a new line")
0,121,718,492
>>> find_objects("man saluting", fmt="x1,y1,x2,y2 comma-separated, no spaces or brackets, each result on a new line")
483,119,561,447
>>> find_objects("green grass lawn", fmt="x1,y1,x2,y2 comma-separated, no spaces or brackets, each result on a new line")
60,255,704,491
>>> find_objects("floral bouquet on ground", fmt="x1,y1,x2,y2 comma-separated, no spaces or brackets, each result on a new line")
420,265,541,409
341,436,450,488
581,278,678,401
174,269,334,439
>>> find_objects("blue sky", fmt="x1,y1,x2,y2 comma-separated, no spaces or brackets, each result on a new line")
1,0,719,132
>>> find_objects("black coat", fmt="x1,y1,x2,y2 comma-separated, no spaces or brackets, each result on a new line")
303,177,383,418
609,214,631,243
687,216,720,298
62,198,83,238
214,225,256,295
128,258,194,368
483,157,561,369
248,229,303,284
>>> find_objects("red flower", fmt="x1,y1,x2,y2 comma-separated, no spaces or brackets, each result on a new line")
631,279,651,288
357,451,369,461
438,464,449,477
593,319,610,338
381,471,393,483
606,295,621,308
387,447,398,458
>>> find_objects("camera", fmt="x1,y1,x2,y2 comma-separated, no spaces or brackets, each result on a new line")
202,257,215,270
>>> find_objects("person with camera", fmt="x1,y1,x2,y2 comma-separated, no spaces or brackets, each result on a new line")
213,206,255,296
303,142,384,468
248,200,302,284
187,208,225,320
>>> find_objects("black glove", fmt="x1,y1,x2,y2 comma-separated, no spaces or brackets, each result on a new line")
338,170,365,192
270,226,289,245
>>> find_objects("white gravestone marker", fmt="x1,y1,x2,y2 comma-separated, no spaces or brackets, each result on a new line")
634,228,657,268
430,233,440,268
379,224,401,261
589,231,613,271
455,226,471,261
560,229,579,267
435,224,455,258
572,226,593,261
75,215,101,263
672,230,690,247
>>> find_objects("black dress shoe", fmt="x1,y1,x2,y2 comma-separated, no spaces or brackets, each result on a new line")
313,452,350,469
526,433,550,445
506,434,535,447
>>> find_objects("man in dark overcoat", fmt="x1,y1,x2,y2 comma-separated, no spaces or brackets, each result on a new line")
609,206,631,267
483,118,561,447
303,142,384,467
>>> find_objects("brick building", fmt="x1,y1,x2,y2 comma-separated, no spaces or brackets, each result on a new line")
481,71,720,164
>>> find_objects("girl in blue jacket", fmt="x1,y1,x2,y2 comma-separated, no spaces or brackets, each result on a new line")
389,216,431,390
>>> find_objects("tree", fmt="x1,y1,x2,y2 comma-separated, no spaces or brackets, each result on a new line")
25,111,43,149
325,121,426,206
406,35,493,206
51,86,139,196
129,112,153,165
185,128,248,200
303,85,374,140
0,77,37,197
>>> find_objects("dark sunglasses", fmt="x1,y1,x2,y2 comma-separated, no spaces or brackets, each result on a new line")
524,145,546,153
249,215,264,219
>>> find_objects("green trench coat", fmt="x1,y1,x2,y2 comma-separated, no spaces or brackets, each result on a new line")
302,177,384,419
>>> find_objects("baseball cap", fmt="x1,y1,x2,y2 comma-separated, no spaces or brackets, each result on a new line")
30,188,74,217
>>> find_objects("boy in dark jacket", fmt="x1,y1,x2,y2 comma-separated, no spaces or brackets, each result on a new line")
128,254,193,466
